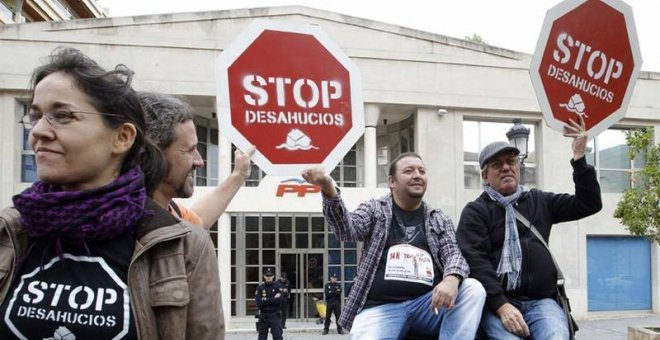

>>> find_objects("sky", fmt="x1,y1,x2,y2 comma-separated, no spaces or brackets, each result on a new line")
97,0,660,72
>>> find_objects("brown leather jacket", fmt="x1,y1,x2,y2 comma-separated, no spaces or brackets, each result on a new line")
0,199,225,339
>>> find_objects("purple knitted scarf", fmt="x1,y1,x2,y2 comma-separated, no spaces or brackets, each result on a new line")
12,167,147,249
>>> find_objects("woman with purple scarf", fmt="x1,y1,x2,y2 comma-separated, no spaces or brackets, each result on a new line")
0,48,224,339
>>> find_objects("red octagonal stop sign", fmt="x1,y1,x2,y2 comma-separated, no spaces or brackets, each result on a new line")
216,19,364,176
530,0,642,137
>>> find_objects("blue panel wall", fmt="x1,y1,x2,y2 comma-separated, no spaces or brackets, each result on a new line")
587,236,651,311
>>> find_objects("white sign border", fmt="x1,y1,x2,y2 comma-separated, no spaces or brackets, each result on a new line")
529,0,642,138
216,19,365,176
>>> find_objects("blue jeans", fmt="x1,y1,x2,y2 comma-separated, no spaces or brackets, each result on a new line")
481,298,569,340
350,278,486,339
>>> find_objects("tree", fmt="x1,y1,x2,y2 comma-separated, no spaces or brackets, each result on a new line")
614,127,660,243
464,33,488,44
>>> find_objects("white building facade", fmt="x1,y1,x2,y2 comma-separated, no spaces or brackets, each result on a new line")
1,6,658,327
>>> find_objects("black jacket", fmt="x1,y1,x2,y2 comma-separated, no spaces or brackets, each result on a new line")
256,281,282,314
325,282,342,303
457,157,602,312
278,279,290,301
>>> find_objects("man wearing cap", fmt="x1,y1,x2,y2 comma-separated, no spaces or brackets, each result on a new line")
255,268,283,340
302,152,486,338
456,116,602,339
323,273,343,335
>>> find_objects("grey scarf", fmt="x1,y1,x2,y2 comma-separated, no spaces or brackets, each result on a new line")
484,184,524,291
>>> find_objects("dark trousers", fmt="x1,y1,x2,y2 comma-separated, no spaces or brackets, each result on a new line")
258,312,282,340
324,300,342,331
280,300,289,328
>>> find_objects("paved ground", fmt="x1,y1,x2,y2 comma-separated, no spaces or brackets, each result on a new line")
575,314,660,340
227,317,339,340
225,314,660,339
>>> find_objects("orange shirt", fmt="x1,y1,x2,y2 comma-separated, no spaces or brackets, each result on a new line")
168,201,203,226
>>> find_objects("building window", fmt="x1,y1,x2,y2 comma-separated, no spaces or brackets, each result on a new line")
0,1,14,22
230,216,238,316
328,230,358,295
49,0,74,19
585,128,646,193
377,115,415,187
330,145,358,187
194,118,219,186
230,213,359,317
17,100,38,183
231,144,266,187
463,120,537,189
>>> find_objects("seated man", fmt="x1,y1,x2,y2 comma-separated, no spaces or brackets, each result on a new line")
456,116,602,339
302,152,486,339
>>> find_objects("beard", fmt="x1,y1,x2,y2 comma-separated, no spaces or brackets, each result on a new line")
407,183,426,199
409,191,425,199
176,171,195,198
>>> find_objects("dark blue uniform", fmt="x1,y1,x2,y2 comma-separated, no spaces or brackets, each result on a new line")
277,277,291,329
324,280,343,334
255,280,283,340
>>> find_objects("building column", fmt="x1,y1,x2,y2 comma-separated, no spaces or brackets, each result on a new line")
218,132,232,328
364,104,380,188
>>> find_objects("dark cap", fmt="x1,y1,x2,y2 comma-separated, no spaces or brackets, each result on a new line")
280,272,287,278
479,141,520,169
264,268,274,276
330,273,337,279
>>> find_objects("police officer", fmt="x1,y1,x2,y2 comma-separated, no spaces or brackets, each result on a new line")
278,272,291,329
323,273,344,335
255,268,283,340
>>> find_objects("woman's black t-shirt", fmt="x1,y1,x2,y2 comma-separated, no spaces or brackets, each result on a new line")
0,232,138,339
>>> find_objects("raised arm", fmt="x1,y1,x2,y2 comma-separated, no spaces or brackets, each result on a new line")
301,166,337,197
549,115,602,222
562,114,588,161
302,167,377,242
191,145,255,229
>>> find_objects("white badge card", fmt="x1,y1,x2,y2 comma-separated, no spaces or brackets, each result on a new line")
384,244,434,286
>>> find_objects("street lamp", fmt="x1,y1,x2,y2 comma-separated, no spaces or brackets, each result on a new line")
506,118,530,185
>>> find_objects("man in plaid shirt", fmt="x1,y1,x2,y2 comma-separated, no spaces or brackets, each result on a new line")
302,152,486,338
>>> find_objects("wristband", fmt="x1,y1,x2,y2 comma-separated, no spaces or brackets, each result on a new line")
448,274,463,283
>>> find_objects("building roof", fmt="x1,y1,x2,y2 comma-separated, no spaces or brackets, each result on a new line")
0,0,106,24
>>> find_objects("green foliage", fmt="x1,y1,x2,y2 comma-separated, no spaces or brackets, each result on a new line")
614,128,660,243
465,33,488,44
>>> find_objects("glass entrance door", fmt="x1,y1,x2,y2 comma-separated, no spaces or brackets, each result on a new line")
279,251,325,320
